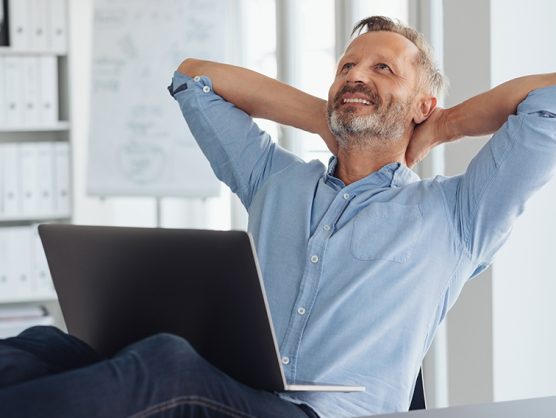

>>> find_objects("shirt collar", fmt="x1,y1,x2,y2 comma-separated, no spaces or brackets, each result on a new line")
325,155,420,189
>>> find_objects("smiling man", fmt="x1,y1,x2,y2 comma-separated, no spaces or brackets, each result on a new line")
168,16,556,417
3,15,555,418
324,24,440,183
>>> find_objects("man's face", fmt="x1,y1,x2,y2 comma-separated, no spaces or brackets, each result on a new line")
327,31,423,149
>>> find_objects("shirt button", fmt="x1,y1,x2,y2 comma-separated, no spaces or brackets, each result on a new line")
202,85,211,93
193,76,201,82
343,193,350,200
282,356,290,365
323,224,331,231
297,307,306,315
310,255,319,263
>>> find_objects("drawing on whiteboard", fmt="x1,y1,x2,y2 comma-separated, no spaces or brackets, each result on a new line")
92,57,126,93
118,104,169,184
117,141,165,185
88,0,230,197
117,34,139,61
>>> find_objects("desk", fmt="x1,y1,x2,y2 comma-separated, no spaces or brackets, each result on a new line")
364,396,556,417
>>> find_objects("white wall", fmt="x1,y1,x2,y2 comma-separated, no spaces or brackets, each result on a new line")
490,0,556,401
442,0,494,406
441,0,556,406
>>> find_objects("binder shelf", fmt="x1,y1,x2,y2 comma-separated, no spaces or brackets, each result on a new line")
0,0,70,306
0,122,70,133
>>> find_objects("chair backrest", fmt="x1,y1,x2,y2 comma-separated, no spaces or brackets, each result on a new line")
409,368,426,410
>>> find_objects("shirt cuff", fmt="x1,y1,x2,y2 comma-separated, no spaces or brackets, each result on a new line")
517,84,556,117
168,71,213,98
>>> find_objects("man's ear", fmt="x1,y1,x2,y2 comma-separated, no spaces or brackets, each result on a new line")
413,96,437,124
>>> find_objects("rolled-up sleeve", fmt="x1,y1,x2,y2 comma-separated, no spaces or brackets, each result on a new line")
169,71,301,209
446,84,556,270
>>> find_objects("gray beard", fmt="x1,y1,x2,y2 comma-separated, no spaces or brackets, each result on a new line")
327,99,410,150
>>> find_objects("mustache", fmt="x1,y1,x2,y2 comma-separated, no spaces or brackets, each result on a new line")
333,84,382,109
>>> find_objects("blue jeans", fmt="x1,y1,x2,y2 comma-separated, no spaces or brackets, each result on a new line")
0,326,318,418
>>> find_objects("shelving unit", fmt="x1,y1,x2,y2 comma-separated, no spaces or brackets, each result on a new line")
0,0,70,331
0,121,70,132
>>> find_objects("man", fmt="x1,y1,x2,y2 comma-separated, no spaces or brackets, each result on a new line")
169,15,556,417
1,16,554,418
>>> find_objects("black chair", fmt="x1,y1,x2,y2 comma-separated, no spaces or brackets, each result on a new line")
409,368,426,410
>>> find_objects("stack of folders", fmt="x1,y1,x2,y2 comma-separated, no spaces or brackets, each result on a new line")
6,0,67,52
0,305,55,338
0,142,70,221
0,55,59,128
0,224,56,304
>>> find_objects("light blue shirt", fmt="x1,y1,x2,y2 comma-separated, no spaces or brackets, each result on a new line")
170,72,556,417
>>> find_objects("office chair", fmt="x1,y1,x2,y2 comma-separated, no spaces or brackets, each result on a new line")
355,368,425,417
409,368,426,410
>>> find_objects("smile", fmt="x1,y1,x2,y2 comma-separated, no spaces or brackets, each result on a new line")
342,97,372,105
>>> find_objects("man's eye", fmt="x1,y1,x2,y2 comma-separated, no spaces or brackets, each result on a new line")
376,63,392,72
342,62,354,71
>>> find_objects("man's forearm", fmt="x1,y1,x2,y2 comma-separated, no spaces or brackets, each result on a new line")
177,59,333,147
443,73,556,141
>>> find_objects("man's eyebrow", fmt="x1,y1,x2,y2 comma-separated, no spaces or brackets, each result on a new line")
337,54,355,65
373,53,401,67
338,52,403,69
375,53,410,75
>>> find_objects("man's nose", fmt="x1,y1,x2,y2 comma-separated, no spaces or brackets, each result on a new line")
346,65,369,85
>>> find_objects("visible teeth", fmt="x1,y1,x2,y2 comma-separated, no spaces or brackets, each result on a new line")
343,98,371,105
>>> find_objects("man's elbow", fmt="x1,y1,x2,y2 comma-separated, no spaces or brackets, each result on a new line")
177,58,204,77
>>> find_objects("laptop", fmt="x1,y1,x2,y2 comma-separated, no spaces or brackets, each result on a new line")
39,224,364,393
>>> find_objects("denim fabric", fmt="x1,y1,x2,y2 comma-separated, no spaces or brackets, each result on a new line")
0,326,317,418
0,326,102,389
170,72,556,417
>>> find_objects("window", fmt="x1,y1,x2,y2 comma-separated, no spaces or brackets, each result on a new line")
239,0,278,141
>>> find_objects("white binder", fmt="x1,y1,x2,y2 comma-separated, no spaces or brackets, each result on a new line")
1,228,20,302
40,56,58,125
0,229,9,302
8,0,30,50
53,142,70,216
35,142,56,217
1,144,21,218
5,227,33,301
31,224,56,298
3,56,24,127
23,56,42,126
0,57,5,127
48,0,68,52
0,146,4,217
19,143,40,218
29,0,48,50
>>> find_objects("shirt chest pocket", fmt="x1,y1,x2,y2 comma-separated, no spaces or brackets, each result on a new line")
350,203,423,263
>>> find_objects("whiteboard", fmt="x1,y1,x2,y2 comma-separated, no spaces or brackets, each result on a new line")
87,0,232,197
